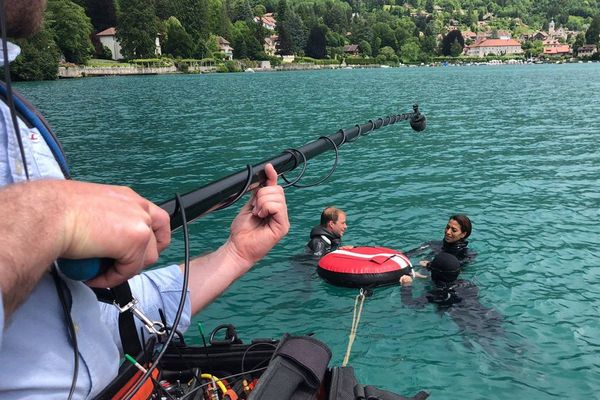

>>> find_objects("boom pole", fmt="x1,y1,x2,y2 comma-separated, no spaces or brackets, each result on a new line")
161,104,426,231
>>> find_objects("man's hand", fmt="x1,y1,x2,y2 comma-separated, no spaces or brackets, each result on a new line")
181,163,290,315
64,182,171,288
226,163,290,270
399,275,413,286
0,180,171,319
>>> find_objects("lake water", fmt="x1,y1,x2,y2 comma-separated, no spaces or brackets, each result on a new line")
16,64,600,399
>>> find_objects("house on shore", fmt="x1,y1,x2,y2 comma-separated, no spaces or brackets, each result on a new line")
264,35,278,56
463,38,523,57
343,44,360,56
542,39,571,57
577,44,598,58
254,13,277,31
96,28,123,60
217,36,234,60
97,27,161,60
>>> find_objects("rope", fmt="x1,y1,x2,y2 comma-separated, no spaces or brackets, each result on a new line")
342,289,366,366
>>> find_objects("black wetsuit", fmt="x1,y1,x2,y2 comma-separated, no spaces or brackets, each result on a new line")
405,239,476,266
305,226,342,257
401,280,504,350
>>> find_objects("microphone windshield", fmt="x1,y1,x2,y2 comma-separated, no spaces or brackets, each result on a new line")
409,113,427,132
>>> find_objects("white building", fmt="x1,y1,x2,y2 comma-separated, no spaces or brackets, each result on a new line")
97,28,122,60
96,27,162,60
464,38,523,57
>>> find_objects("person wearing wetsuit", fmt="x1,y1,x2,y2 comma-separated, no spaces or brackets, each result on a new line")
400,252,504,351
305,207,348,256
405,214,476,267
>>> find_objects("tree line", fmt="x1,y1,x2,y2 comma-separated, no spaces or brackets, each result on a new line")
9,0,600,80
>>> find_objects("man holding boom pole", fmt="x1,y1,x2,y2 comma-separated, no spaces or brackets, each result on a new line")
0,0,289,397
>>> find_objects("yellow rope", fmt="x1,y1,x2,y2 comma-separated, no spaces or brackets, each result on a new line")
342,289,366,366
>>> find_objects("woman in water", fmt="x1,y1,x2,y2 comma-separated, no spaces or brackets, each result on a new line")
406,214,475,269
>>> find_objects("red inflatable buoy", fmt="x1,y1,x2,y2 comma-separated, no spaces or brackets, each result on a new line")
318,246,412,287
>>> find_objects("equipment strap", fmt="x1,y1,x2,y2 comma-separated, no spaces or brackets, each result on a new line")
93,284,143,357
0,82,71,178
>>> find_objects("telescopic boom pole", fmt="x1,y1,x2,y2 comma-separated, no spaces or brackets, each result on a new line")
57,105,425,281
160,104,426,231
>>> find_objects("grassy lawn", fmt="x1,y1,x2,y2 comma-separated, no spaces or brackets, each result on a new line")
86,59,134,67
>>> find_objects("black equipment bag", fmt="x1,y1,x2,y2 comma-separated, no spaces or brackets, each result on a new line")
326,366,429,400
248,334,332,400
158,327,429,400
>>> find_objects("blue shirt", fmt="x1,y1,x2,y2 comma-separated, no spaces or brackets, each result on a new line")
0,42,191,399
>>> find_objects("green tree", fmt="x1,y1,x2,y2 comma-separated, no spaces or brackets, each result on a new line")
359,39,372,56
84,0,117,32
306,24,328,59
585,13,600,45
46,0,94,64
116,0,158,58
395,17,416,48
420,34,437,57
254,4,267,16
172,0,212,39
425,0,434,13
218,0,234,40
521,40,543,58
163,17,195,58
573,32,585,55
276,24,294,55
11,28,61,81
449,38,463,56
373,22,396,50
276,0,288,22
400,38,421,63
231,0,253,22
323,1,350,33
282,11,307,54
378,45,396,61
441,29,464,56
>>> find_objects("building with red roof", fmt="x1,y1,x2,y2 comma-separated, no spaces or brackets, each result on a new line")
464,38,523,57
254,13,277,30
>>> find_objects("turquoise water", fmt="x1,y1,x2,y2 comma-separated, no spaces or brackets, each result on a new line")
17,64,600,399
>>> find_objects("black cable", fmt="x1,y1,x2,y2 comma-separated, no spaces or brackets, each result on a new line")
288,136,339,188
215,164,253,211
123,193,191,399
280,148,307,188
50,265,79,400
240,342,278,375
345,124,362,143
0,0,30,180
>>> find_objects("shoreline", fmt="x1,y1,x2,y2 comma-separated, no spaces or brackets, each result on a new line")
58,59,598,78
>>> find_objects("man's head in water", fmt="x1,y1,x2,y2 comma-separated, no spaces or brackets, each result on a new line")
444,214,471,243
320,207,347,237
429,252,461,284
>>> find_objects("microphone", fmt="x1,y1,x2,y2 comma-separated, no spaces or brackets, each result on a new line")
409,104,427,132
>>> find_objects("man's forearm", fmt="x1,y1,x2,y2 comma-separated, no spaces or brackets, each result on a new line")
181,240,253,315
0,182,65,320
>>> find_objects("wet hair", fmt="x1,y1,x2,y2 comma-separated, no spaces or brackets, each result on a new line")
429,252,461,284
320,207,344,227
449,214,472,239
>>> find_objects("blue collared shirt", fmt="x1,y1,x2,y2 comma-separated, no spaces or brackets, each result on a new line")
0,42,190,399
